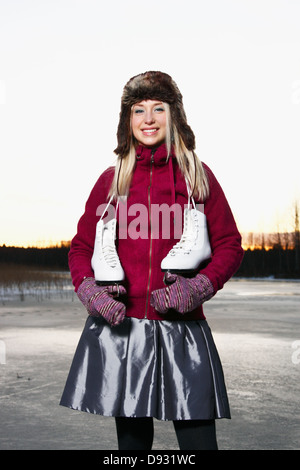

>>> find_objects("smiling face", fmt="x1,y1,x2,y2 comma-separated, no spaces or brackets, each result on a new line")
131,100,167,148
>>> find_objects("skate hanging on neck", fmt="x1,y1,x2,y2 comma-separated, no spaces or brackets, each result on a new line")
160,180,211,278
91,196,125,287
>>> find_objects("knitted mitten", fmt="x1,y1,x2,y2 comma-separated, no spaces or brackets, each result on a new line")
150,272,214,314
77,277,127,326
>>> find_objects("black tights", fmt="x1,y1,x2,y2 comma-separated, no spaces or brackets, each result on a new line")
115,417,218,450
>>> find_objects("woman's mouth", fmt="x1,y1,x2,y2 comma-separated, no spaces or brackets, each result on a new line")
142,128,159,136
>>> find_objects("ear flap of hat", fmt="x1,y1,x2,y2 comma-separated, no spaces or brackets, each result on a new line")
170,102,195,151
114,106,132,158
114,71,195,157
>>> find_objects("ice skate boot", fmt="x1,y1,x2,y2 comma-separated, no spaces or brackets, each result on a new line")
91,217,125,286
161,207,211,276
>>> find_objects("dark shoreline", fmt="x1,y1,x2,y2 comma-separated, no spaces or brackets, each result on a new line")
0,244,299,279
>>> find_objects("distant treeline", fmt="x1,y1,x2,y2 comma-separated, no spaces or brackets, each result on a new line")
236,247,300,278
239,228,300,278
0,244,70,270
0,243,299,279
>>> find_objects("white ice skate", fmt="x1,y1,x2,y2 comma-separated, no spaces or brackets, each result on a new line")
91,198,125,285
161,185,211,275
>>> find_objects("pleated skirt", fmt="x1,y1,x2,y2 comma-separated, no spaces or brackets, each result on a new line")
60,316,230,421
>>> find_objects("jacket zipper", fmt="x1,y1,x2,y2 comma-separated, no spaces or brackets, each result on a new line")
144,149,155,318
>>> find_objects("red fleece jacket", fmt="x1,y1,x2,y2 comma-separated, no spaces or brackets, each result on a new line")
69,144,243,321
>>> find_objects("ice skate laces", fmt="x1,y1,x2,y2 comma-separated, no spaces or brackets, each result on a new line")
101,220,120,268
99,196,120,269
169,209,200,256
168,179,200,256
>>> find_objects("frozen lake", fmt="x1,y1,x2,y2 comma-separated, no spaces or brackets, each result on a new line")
0,278,299,450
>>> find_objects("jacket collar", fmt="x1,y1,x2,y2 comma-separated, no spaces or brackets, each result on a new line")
135,143,175,166
135,143,177,206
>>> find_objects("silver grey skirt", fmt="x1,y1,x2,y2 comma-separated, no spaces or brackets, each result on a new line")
60,316,230,421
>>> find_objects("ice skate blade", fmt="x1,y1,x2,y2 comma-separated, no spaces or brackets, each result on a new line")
162,269,198,283
162,268,198,275
95,280,124,286
95,280,124,297
161,259,210,277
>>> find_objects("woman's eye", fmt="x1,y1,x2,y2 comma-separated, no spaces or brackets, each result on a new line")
133,106,164,114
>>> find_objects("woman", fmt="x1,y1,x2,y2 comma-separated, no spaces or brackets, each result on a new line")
60,71,244,450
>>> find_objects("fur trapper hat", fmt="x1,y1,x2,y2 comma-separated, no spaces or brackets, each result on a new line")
114,71,195,157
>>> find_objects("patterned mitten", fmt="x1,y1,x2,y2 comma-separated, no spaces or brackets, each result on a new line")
150,272,214,314
77,277,127,326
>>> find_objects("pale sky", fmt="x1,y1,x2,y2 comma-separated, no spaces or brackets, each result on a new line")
0,0,300,247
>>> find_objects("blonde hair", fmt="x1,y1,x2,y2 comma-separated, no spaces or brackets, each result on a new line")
109,103,210,201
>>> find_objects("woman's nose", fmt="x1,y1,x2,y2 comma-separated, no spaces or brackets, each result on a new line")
144,110,155,124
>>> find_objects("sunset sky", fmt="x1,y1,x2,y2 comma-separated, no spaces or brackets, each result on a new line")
1,0,300,247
